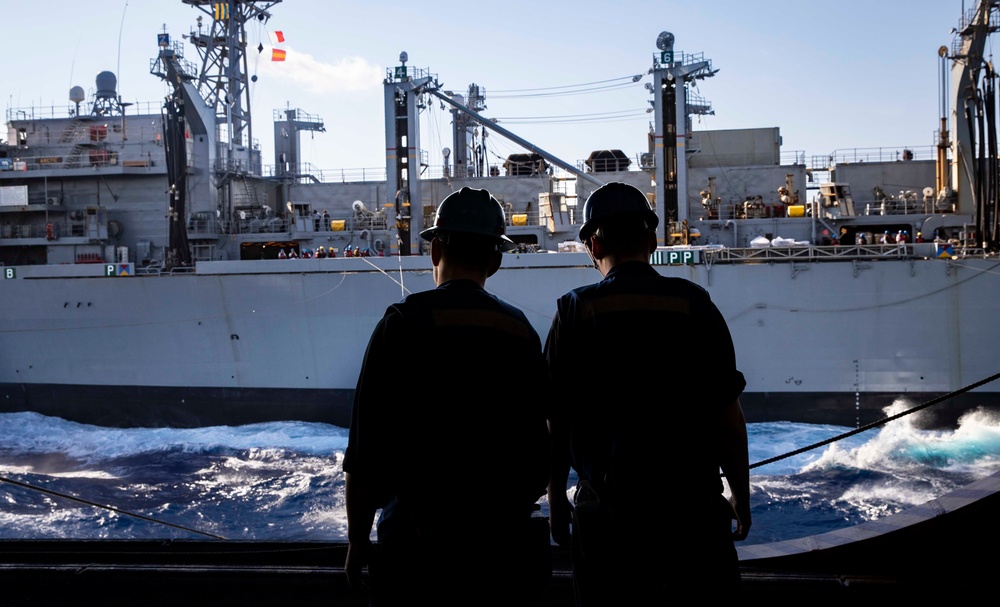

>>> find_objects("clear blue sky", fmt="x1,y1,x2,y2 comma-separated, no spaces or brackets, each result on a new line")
1,0,978,172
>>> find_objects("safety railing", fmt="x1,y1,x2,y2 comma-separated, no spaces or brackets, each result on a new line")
0,222,91,239
6,101,164,122
702,243,989,264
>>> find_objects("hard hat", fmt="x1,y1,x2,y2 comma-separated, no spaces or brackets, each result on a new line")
420,187,515,251
579,182,658,241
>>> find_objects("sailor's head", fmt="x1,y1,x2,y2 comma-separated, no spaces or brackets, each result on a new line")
579,182,658,242
421,188,514,283
579,182,659,273
420,187,514,252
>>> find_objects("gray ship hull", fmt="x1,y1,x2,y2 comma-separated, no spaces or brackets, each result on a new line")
3,251,997,428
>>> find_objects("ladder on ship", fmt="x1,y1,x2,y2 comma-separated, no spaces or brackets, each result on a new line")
60,118,87,168
59,117,83,144
806,155,831,202
234,174,265,208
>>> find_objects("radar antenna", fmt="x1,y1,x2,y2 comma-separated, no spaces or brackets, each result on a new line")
656,31,674,52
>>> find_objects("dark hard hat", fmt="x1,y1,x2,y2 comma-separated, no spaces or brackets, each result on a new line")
420,187,515,250
579,182,658,241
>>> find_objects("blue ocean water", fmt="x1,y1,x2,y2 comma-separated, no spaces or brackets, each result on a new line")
1,403,999,546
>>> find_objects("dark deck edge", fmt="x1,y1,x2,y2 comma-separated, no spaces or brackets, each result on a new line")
2,471,999,602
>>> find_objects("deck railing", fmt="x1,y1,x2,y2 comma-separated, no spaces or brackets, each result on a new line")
702,243,988,265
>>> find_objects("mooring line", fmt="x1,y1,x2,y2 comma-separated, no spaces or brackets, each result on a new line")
0,475,227,540
359,253,413,298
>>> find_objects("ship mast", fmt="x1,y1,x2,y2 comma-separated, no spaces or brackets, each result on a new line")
152,1,279,265
449,84,487,179
383,53,432,256
183,0,281,151
383,56,600,255
936,45,952,202
649,33,716,245
949,0,1000,248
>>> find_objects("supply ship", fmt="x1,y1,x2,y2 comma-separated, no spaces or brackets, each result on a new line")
1,0,998,428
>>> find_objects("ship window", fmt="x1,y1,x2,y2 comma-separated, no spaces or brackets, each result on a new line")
17,128,27,146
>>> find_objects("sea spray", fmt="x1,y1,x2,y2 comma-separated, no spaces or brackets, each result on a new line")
2,411,1000,545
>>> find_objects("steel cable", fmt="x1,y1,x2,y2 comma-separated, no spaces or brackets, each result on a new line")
749,370,1000,470
0,475,227,540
